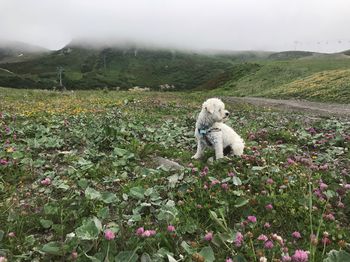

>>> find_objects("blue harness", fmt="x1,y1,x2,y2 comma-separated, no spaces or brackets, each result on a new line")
198,126,220,146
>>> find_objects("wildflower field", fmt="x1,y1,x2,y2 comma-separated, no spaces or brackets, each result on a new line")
0,87,350,261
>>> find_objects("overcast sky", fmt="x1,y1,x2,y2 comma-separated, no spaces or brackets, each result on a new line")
1,0,350,53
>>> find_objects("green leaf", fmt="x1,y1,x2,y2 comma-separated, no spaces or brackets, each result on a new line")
97,206,109,219
44,203,59,215
101,192,118,203
323,250,350,262
233,254,247,262
235,198,249,208
232,190,244,196
0,230,4,242
252,166,266,171
40,219,53,229
24,235,35,246
85,187,102,200
232,176,242,186
181,241,195,255
128,214,142,223
199,246,215,262
75,218,100,240
115,251,139,262
78,179,89,189
42,241,61,255
129,187,145,200
12,151,24,159
114,147,130,157
324,190,336,199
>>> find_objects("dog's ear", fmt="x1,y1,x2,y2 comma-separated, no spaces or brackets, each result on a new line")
203,101,214,114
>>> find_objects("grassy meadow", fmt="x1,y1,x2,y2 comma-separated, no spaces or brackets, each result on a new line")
0,87,350,261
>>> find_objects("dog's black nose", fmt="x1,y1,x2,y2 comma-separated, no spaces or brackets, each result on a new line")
225,112,230,116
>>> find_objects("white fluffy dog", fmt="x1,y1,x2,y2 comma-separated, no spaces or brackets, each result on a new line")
192,98,245,160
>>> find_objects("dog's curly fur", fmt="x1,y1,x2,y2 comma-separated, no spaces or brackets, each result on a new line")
192,98,245,160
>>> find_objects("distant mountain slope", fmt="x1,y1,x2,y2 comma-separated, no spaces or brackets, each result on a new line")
1,41,350,103
341,49,350,56
268,51,315,60
0,44,267,90
0,40,48,63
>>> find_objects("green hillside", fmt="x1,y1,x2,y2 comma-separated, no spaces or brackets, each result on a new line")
0,45,249,90
212,55,350,102
1,42,350,103
262,69,350,102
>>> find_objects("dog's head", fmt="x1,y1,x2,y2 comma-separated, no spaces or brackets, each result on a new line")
202,98,230,122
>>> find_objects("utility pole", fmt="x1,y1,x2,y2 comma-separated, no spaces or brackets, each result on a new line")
57,66,64,87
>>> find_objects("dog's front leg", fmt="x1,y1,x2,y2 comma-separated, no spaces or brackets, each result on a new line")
213,132,224,160
192,139,206,159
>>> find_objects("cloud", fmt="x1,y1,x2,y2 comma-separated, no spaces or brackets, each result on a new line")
0,0,349,52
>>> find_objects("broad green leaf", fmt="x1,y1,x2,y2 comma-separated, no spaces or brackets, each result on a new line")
101,192,118,203
12,151,24,159
128,214,142,223
42,241,61,255
78,179,89,189
180,241,195,255
24,235,35,246
115,251,139,262
93,216,102,231
129,187,145,200
323,250,350,262
114,147,129,157
252,166,266,171
44,203,59,215
324,190,336,199
232,190,244,196
199,246,215,262
144,187,154,196
40,219,53,229
235,198,249,208
85,187,102,200
75,218,100,240
232,176,242,186
97,207,109,219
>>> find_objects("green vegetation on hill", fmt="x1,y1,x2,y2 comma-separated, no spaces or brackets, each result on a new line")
0,46,239,90
1,42,350,103
263,69,350,102
213,56,350,102
268,50,315,60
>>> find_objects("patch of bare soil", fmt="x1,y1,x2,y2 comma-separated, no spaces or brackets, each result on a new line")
224,97,350,118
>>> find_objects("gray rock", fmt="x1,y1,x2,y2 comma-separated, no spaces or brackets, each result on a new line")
155,157,184,171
